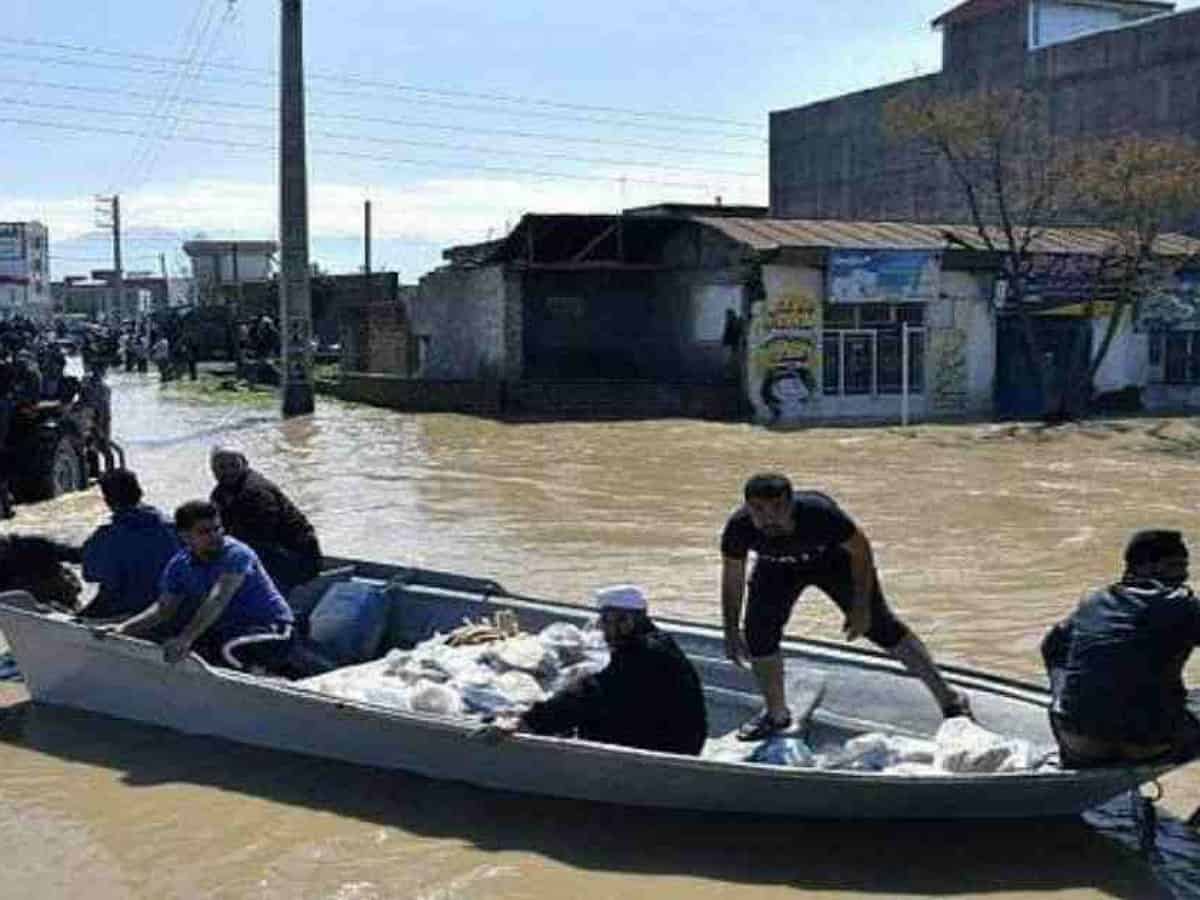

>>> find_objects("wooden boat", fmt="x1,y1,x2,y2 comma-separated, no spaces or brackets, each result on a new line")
0,558,1185,819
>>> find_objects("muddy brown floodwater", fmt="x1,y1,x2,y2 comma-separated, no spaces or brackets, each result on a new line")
3,368,1200,899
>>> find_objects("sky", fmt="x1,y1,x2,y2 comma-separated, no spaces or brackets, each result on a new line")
2,0,1195,283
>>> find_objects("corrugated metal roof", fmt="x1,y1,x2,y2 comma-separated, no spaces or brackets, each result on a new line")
693,217,1200,257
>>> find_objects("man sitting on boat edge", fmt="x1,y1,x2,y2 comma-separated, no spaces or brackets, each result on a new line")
96,500,296,676
1042,529,1200,768
475,585,708,756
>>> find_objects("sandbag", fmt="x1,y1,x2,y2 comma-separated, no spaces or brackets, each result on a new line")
409,680,464,717
934,717,1037,774
307,580,390,666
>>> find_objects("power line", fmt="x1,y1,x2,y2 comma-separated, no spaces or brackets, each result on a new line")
0,50,765,141
0,96,764,179
123,0,235,191
1,115,738,191
109,0,214,190
1,75,766,159
0,34,764,131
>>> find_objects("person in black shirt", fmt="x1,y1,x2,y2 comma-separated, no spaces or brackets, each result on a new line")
478,585,708,756
209,446,322,597
1042,529,1200,768
721,473,970,740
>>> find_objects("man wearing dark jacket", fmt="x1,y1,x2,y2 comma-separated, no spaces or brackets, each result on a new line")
209,446,321,597
1042,529,1200,768
482,585,708,756
80,469,181,620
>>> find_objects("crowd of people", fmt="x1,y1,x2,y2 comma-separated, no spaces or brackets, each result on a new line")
3,451,1200,770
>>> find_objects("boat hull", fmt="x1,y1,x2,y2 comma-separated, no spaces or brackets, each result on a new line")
0,580,1175,820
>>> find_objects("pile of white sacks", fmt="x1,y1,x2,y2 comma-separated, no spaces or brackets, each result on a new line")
299,622,610,718
300,619,1054,775
704,716,1055,775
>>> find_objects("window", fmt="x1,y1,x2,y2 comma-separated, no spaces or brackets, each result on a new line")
1160,332,1200,385
822,304,925,396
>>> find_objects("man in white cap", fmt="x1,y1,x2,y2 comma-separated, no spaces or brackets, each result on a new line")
479,585,708,755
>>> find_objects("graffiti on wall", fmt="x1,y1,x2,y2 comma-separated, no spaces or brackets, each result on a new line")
1135,271,1200,332
928,327,968,413
747,289,821,424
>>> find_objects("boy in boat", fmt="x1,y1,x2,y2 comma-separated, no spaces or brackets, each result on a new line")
1042,529,1200,768
477,585,708,755
101,500,295,675
721,473,970,740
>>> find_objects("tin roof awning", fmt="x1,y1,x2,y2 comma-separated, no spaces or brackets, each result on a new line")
692,216,1200,257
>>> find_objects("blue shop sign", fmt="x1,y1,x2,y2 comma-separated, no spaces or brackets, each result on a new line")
827,250,940,304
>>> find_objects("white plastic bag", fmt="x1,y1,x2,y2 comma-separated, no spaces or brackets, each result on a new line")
749,736,816,767
934,717,1037,773
409,680,464,717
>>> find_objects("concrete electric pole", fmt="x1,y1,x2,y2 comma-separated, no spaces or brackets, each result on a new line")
363,199,372,275
279,0,315,416
94,195,123,320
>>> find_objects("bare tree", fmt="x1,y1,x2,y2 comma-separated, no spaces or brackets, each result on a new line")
885,89,1200,418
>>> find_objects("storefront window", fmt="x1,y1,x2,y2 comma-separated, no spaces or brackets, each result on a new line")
822,304,926,397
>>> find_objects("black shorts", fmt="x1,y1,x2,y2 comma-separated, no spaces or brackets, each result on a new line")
743,558,908,657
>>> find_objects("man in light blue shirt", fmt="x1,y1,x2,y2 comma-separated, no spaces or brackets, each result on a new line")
107,500,295,675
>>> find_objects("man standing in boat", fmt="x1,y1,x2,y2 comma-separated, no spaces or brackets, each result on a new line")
721,473,970,739
1042,529,1200,768
477,585,708,755
101,500,295,675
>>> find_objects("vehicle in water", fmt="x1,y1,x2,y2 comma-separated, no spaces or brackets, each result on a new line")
5,391,124,503
0,559,1189,819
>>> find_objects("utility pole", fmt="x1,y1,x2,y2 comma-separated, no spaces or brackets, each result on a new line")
363,199,372,275
159,253,169,311
94,195,123,320
279,0,314,416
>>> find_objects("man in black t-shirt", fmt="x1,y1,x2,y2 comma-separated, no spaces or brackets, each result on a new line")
720,473,970,740
1042,530,1200,768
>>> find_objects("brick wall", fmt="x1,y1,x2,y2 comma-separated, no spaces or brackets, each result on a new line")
770,6,1200,230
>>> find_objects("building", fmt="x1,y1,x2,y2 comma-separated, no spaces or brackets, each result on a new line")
53,270,190,320
770,0,1200,227
0,221,50,319
335,209,1200,422
182,240,277,304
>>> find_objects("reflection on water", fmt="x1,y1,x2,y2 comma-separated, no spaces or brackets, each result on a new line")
3,369,1200,897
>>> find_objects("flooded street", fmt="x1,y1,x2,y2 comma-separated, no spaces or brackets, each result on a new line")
3,368,1200,898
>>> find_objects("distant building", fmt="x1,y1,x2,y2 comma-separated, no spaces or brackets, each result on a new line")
54,279,153,320
0,221,50,319
182,240,277,304
770,0,1200,229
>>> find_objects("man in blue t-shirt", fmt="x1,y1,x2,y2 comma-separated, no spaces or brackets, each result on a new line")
721,473,970,740
104,500,295,675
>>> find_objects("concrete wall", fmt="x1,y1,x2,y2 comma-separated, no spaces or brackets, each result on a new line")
1091,313,1147,394
770,5,1200,231
413,265,513,380
334,374,742,420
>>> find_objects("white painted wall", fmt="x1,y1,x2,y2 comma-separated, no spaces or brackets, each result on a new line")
1091,313,1147,394
691,283,741,342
